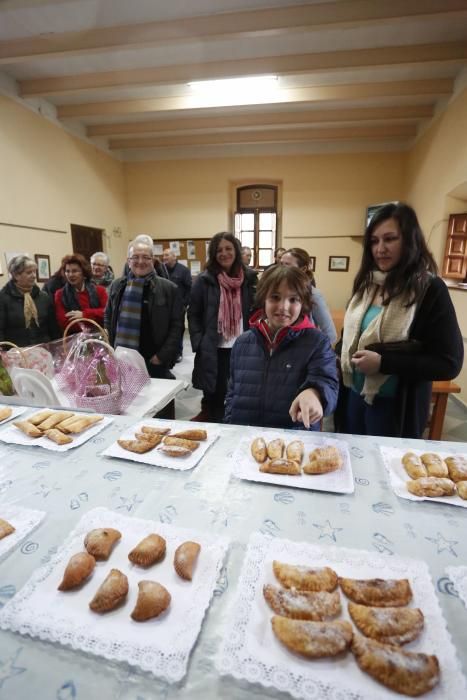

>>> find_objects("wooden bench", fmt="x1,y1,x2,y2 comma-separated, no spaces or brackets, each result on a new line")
429,380,461,440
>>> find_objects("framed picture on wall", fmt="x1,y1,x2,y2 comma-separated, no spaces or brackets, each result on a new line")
34,254,51,282
309,256,316,272
328,255,349,272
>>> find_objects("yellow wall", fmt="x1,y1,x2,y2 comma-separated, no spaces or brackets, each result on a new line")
0,95,128,277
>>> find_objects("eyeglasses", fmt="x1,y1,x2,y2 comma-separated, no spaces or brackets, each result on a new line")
129,256,153,263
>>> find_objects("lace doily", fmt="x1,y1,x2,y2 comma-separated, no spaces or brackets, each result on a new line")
446,566,467,610
379,446,467,508
231,428,354,493
102,419,220,471
217,533,466,700
0,504,46,562
0,413,113,452
0,507,229,682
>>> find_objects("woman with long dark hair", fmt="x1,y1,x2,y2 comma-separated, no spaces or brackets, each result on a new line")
54,253,108,331
188,232,257,422
339,202,463,438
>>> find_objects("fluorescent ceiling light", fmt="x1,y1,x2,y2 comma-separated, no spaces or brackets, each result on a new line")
188,75,278,98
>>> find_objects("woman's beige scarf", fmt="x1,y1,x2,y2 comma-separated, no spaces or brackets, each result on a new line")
15,284,39,329
341,271,416,404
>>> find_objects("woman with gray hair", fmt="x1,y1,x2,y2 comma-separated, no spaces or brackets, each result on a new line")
0,255,59,346
91,252,114,288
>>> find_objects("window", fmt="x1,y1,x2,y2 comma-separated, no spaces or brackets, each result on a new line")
234,185,278,268
442,212,467,281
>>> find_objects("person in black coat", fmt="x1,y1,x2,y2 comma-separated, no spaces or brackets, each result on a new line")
188,232,257,422
163,247,192,360
224,265,338,429
338,202,463,438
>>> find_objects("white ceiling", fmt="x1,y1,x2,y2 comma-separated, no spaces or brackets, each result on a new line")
1,0,467,161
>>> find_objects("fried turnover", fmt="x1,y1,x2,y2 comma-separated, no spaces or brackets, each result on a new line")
0,518,15,540
407,477,456,498
286,440,304,465
251,437,268,463
272,616,353,658
128,533,166,567
348,602,424,645
45,429,73,445
89,568,129,613
28,409,55,426
273,561,338,592
174,541,201,580
171,429,207,441
420,453,448,478
0,407,13,422
456,480,467,500
63,415,104,434
140,425,171,436
267,438,284,460
134,432,163,448
339,577,412,607
54,414,82,431
37,411,74,431
13,420,43,438
445,455,467,483
263,584,341,620
259,459,301,475
84,528,121,560
131,580,171,621
303,445,343,474
163,436,199,451
58,551,96,591
402,452,427,480
117,438,155,454
351,634,440,697
159,445,192,458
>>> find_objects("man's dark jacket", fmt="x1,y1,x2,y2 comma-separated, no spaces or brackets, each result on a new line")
166,261,192,307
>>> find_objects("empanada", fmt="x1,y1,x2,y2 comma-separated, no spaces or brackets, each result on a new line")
402,452,427,479
407,477,456,498
131,580,171,621
339,577,412,606
37,411,74,430
64,415,104,434
0,407,13,422
351,634,440,696
128,533,166,567
28,409,55,426
259,459,301,475
159,445,191,458
273,561,338,592
348,602,424,645
420,452,448,478
162,436,199,451
134,432,162,447
55,414,82,432
445,455,467,483
174,541,201,580
271,616,353,658
267,438,284,460
13,420,43,438
456,480,467,500
45,429,73,445
303,445,343,474
263,584,341,620
171,429,207,441
58,551,96,590
89,568,128,613
286,440,304,465
251,437,267,463
0,518,15,540
117,438,155,454
140,425,171,436
84,528,121,560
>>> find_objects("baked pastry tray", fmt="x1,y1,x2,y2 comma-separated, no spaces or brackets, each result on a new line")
0,404,27,425
0,507,229,682
217,533,466,699
231,428,354,493
0,504,46,562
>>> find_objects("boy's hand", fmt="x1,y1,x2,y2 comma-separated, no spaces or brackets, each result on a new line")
289,388,323,429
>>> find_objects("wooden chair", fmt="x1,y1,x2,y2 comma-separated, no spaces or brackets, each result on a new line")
429,381,461,440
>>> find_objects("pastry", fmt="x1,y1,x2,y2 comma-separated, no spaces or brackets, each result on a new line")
271,616,353,658
44,429,73,445
63,415,104,434
0,407,13,422
117,438,155,454
263,584,341,620
351,633,440,696
55,414,82,432
402,452,427,479
339,577,412,606
420,452,448,478
131,580,171,621
140,425,171,436
84,528,121,560
128,533,166,567
267,438,284,460
259,459,301,475
58,551,96,590
174,541,201,580
159,445,192,458
134,432,163,447
286,440,304,465
0,518,15,539
13,420,43,438
456,480,467,500
407,477,456,498
273,561,338,592
28,409,55,426
348,602,424,645
445,455,467,482
163,436,199,451
37,411,74,431
89,568,129,613
303,445,343,474
251,437,268,463
171,429,207,441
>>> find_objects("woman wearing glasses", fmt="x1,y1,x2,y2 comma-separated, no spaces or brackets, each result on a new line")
54,253,108,331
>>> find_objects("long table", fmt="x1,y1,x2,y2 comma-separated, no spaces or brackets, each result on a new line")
0,414,466,699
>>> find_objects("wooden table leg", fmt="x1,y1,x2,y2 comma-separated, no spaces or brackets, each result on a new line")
429,393,448,440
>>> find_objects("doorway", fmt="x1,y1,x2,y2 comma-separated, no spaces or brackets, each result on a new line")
71,224,103,261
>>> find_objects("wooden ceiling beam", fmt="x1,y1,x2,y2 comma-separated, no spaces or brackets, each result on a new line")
1,0,466,64
19,42,467,97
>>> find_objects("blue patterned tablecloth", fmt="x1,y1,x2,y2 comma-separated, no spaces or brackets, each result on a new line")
0,415,466,700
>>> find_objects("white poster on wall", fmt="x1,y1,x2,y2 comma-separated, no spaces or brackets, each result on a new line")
187,240,196,259
153,244,163,255
170,241,180,256
190,260,201,275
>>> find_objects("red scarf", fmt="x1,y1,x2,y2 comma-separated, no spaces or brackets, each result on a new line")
217,268,244,340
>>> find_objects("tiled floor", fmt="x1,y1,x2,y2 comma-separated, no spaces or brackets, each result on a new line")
172,333,467,442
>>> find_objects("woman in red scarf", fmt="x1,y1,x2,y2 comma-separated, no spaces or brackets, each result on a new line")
188,232,257,422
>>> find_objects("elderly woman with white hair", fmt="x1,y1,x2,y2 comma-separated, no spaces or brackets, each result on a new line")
0,255,59,346
91,251,114,288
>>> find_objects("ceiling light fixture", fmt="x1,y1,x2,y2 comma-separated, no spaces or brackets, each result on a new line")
188,75,278,98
